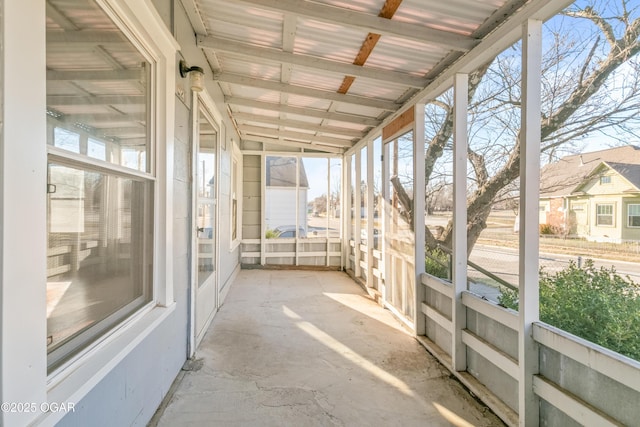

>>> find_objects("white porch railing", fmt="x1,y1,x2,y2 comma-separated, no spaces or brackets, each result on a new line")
417,271,640,427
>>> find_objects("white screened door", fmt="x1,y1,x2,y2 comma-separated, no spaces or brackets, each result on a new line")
193,103,218,345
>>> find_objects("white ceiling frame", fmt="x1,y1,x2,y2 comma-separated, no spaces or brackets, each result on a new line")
239,125,355,147
47,95,144,105
198,35,429,88
47,70,143,81
46,31,125,44
46,2,79,30
233,113,365,138
97,127,146,137
57,112,146,122
225,97,381,126
241,135,344,154
216,72,399,111
179,0,208,34
227,0,478,51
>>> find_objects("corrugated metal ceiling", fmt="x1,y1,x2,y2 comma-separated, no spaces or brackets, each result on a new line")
43,0,541,155
191,0,525,153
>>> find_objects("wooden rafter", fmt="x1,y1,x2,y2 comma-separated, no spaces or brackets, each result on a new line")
338,0,404,94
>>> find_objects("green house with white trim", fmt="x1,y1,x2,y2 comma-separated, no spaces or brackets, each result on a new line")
539,146,640,243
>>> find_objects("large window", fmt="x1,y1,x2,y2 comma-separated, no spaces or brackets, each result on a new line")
596,204,614,226
46,0,154,371
628,204,640,227
231,150,241,245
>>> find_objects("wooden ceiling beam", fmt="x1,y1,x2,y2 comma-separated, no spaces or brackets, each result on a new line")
338,0,403,94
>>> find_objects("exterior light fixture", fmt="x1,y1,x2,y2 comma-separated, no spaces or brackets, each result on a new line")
179,59,204,92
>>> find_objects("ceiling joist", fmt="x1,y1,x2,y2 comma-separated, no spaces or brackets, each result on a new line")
216,72,399,111
47,95,144,106
239,125,355,147
56,112,146,122
97,127,146,137
225,97,381,126
241,135,344,154
232,113,366,138
47,69,143,81
227,0,478,51
46,2,79,30
198,35,428,88
47,30,124,44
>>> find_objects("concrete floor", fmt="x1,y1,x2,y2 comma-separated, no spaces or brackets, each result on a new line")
153,270,504,427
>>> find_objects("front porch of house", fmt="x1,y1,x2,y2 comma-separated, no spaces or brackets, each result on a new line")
151,269,504,427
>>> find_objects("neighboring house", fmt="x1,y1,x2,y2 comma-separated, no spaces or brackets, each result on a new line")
539,145,640,243
265,157,309,234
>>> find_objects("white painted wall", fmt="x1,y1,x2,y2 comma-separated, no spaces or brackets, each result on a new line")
0,0,186,425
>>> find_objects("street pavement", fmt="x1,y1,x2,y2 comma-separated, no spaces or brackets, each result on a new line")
468,244,640,301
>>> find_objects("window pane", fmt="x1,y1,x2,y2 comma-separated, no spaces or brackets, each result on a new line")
45,0,155,371
596,204,614,226
373,138,382,250
386,131,415,320
46,0,151,173
329,158,342,239
54,128,80,153
360,146,368,245
265,157,301,238
232,159,238,241
47,163,153,369
303,157,329,238
629,204,640,227
88,138,106,161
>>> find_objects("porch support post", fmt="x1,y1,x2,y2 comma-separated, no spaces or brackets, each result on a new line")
381,142,390,301
366,139,375,287
295,156,300,266
354,150,362,278
413,103,426,336
260,153,266,265
519,18,542,426
452,73,469,371
326,158,331,267
343,154,352,270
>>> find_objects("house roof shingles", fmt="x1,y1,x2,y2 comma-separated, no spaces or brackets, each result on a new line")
539,145,640,197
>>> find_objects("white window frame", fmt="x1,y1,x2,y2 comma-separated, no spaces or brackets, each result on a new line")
600,175,612,185
596,203,615,227
0,1,178,425
627,204,640,228
230,141,242,250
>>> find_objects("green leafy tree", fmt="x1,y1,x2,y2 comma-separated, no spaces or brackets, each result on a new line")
499,260,640,360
